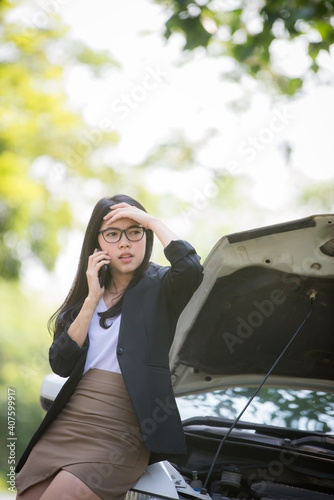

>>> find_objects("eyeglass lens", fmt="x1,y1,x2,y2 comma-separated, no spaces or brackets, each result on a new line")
102,226,144,243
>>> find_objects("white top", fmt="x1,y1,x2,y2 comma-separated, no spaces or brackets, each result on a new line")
83,296,121,375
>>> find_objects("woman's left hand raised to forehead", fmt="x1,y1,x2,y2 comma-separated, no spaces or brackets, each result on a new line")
103,202,155,229
103,202,180,248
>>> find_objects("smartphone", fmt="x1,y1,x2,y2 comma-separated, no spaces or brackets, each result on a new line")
98,264,109,288
97,245,110,288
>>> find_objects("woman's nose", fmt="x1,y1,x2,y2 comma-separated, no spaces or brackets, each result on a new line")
118,233,130,247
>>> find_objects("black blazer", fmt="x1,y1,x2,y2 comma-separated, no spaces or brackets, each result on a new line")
16,240,203,472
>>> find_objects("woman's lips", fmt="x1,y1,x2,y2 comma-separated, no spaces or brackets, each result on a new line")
119,253,133,262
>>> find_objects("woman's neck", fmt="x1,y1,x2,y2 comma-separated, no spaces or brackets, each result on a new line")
107,273,132,295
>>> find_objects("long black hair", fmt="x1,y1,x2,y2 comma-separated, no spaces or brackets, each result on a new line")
48,194,154,338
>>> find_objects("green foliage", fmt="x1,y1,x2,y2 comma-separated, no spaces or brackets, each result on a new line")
0,1,119,280
75,45,121,75
0,280,54,488
143,131,211,170
158,0,334,94
166,12,212,50
298,182,334,212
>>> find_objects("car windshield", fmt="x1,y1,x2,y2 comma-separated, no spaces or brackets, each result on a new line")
176,387,334,434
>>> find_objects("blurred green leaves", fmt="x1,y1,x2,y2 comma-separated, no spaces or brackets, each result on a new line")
0,1,119,280
158,0,334,95
0,280,52,487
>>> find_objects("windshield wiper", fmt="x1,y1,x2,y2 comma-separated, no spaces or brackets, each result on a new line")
183,416,331,441
289,435,334,455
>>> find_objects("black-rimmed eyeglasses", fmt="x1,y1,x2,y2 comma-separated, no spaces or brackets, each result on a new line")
99,226,146,244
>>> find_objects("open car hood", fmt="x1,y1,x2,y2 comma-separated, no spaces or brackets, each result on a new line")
170,214,334,396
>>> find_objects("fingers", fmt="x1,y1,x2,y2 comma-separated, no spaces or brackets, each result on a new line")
103,203,133,221
103,203,149,227
86,250,110,292
89,249,110,269
103,203,129,220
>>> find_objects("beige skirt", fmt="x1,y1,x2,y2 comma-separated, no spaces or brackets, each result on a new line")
15,369,150,500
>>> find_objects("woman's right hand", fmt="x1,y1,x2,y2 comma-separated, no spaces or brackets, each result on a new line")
86,249,110,301
67,249,110,348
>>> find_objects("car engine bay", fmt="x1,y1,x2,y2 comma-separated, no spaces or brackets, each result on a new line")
170,417,334,500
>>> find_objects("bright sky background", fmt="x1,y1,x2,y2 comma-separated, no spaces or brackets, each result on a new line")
58,0,334,207
18,0,334,296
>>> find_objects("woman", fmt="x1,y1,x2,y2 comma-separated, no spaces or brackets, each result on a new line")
15,194,203,500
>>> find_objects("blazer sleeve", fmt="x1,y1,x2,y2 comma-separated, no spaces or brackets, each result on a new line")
49,329,88,377
162,239,203,318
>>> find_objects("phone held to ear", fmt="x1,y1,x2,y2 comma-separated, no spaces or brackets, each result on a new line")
98,264,109,288
97,245,110,288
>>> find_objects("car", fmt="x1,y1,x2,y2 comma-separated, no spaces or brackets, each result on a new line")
39,214,334,500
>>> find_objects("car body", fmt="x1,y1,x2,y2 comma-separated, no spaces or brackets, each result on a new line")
39,214,334,500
